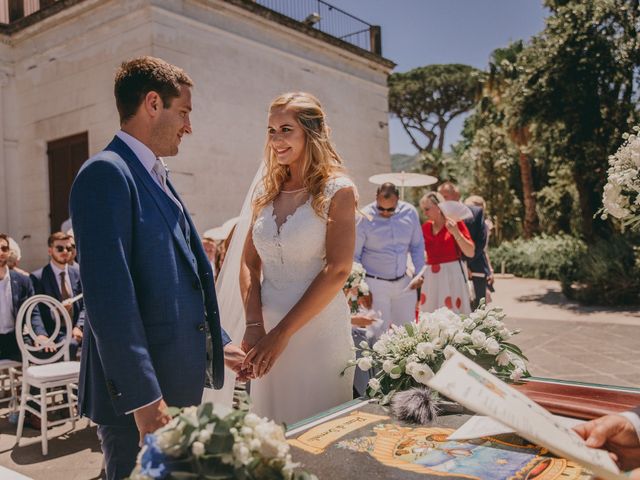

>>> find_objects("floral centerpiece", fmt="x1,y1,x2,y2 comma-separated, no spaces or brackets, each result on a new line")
601,126,640,231
343,262,371,314
346,302,529,405
130,402,317,480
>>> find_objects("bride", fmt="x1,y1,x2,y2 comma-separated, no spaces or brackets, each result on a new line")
238,92,356,424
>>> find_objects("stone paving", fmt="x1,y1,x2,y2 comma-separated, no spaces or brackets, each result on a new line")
0,277,638,479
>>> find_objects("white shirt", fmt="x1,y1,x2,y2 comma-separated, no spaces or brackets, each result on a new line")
116,130,183,211
50,261,71,298
0,272,14,334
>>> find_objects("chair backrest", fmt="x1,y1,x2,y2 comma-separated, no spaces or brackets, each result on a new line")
15,295,73,367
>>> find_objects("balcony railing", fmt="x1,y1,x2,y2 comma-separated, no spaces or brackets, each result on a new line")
254,0,382,55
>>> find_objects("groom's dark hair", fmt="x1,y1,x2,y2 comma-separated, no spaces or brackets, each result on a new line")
114,56,194,124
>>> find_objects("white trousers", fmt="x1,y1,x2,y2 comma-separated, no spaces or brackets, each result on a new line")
367,275,416,340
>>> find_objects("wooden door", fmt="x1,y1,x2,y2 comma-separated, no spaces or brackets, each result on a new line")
47,132,88,233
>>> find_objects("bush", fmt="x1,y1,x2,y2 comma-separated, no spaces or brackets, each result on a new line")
559,236,640,306
490,234,587,280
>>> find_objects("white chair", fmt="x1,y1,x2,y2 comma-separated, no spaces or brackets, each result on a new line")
0,359,21,413
14,294,81,455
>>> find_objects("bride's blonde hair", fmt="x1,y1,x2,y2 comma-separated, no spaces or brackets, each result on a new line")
253,92,346,218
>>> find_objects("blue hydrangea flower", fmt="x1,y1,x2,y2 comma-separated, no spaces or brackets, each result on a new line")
139,434,169,479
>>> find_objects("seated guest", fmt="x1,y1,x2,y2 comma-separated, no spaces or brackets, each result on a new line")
419,192,474,314
574,408,640,476
66,230,78,267
30,232,85,360
0,233,49,360
7,237,29,276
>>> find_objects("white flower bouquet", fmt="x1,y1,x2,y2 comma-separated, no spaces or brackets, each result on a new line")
343,262,371,314
346,302,529,404
602,126,640,231
129,402,317,480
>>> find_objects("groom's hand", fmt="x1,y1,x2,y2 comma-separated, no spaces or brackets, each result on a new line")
224,344,252,381
133,398,171,446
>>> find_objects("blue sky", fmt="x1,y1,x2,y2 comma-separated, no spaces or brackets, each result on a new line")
326,1,548,154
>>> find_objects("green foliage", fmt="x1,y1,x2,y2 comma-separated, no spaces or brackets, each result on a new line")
559,235,640,306
388,64,481,161
505,0,640,239
490,234,587,280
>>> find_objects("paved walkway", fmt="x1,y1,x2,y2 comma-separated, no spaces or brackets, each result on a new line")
492,277,640,388
0,277,638,479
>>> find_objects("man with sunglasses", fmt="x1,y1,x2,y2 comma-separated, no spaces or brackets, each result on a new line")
30,232,85,360
0,233,48,361
355,183,425,340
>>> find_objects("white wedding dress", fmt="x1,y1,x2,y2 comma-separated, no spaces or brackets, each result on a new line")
249,176,356,425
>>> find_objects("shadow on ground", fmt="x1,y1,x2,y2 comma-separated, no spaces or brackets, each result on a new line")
515,288,640,315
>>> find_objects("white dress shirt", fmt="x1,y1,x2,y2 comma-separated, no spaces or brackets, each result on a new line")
0,272,14,334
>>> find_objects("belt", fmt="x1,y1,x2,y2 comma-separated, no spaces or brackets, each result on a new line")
365,273,405,282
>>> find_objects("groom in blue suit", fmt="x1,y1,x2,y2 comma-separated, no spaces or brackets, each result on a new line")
70,57,246,480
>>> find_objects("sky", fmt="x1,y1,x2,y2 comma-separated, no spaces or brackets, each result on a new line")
325,0,549,155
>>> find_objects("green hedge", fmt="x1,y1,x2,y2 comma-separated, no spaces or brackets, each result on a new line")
491,234,640,306
490,234,587,280
559,237,640,306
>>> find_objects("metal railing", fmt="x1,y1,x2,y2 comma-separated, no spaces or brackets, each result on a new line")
255,0,381,54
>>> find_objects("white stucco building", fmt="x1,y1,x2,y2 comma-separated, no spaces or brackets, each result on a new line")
0,0,393,270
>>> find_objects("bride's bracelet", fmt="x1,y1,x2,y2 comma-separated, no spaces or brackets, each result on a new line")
246,322,264,328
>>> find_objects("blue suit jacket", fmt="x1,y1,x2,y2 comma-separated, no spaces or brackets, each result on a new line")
9,270,46,337
30,264,85,333
70,136,230,426
463,205,491,276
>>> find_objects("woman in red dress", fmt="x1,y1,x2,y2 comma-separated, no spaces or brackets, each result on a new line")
419,192,475,314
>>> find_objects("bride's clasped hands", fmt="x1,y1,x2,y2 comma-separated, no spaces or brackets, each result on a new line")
241,323,290,378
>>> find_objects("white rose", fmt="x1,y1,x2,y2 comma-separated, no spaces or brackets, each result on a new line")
510,367,524,382
416,342,434,358
382,360,396,373
471,330,487,348
373,340,388,354
244,413,261,428
192,441,205,457
453,332,471,345
462,318,475,329
496,350,511,366
197,429,212,443
444,345,457,359
368,378,381,391
484,337,500,355
240,426,253,436
405,362,417,375
233,443,252,466
409,363,435,385
357,356,373,371
498,328,512,340
254,422,287,459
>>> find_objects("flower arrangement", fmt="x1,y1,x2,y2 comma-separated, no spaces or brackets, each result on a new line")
347,302,529,404
130,402,317,480
601,126,640,231
343,262,371,314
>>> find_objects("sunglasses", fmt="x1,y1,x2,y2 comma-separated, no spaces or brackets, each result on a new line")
54,245,75,253
377,206,396,213
0,246,9,253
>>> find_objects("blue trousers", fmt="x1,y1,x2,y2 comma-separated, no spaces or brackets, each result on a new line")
97,423,140,480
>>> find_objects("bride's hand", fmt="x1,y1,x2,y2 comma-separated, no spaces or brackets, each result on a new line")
242,329,290,378
241,324,267,353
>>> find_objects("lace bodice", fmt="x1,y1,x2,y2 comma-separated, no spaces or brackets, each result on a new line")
252,176,355,290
